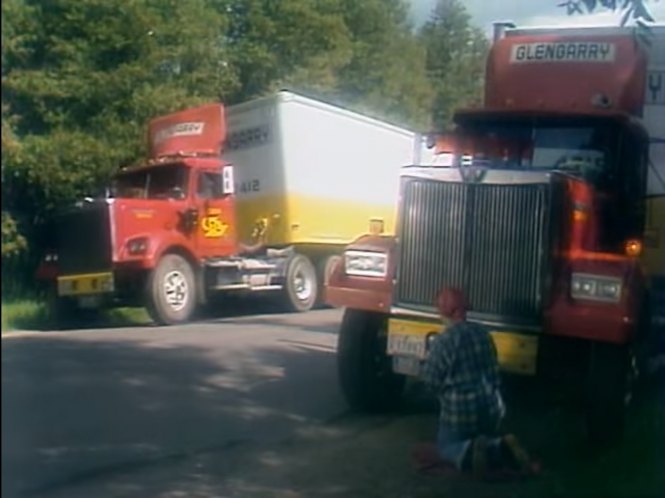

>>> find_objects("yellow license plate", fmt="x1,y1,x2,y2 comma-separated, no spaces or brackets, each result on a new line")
57,272,114,297
388,334,427,358
387,318,439,359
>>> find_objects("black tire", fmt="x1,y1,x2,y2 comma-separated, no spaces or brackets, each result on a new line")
282,253,317,312
585,341,632,446
316,254,342,306
145,254,197,325
337,309,405,412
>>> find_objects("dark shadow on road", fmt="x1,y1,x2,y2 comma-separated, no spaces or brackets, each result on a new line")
1,333,344,498
3,332,663,498
11,294,339,333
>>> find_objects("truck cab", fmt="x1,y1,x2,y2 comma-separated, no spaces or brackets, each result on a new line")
39,104,239,325
327,24,665,445
46,156,237,324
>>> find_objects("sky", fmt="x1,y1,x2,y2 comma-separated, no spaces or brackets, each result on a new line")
408,0,665,34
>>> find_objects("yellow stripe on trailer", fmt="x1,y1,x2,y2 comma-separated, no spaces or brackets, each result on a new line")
235,193,397,247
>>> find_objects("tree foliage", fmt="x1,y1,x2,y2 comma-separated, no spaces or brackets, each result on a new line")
420,0,489,130
332,0,433,129
558,0,656,30
1,0,487,295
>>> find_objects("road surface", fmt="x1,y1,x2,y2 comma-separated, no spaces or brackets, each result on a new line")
3,308,663,498
2,309,362,497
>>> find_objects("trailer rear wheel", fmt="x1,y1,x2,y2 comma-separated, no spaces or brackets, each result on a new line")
146,254,196,325
337,309,405,412
585,342,632,446
283,254,317,312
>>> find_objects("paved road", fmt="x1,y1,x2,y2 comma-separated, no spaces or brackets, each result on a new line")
1,309,349,498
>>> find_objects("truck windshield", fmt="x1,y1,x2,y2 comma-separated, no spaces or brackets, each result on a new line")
112,164,189,199
451,119,618,186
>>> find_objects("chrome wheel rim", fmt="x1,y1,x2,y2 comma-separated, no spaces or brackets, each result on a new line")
293,267,313,302
163,270,188,311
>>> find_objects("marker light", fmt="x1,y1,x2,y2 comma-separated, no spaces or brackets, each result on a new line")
625,239,642,258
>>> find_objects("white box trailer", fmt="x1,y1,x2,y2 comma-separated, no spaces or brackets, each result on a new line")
224,90,429,246
223,90,429,309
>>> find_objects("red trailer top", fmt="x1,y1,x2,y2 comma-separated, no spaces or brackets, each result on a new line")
148,103,226,159
485,33,648,116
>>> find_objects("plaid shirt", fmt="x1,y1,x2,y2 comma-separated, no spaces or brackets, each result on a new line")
423,320,505,436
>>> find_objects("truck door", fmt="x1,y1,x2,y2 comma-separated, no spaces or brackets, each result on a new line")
193,167,237,259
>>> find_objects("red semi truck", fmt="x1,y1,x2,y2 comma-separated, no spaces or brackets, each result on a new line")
37,103,239,325
327,24,665,443
37,91,425,325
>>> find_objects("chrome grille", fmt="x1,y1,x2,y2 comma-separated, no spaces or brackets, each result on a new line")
396,178,552,325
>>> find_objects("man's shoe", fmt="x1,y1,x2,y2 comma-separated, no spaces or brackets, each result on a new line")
501,434,531,473
472,436,488,476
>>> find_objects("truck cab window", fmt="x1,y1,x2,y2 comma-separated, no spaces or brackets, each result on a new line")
454,117,618,189
113,164,189,200
197,172,225,199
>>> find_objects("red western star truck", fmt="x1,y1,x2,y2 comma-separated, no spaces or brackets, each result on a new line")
327,24,665,444
37,91,430,326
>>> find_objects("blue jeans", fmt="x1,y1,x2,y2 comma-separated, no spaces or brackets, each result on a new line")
436,421,503,470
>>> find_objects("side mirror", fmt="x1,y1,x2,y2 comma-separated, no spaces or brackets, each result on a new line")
222,165,235,195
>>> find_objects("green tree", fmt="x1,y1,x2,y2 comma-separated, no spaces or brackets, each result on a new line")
0,0,453,296
332,0,433,129
420,0,489,130
223,0,433,128
559,0,657,43
2,0,237,247
559,0,655,24
223,0,353,102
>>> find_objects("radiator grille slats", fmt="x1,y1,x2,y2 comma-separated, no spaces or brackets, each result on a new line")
396,179,551,325
56,202,112,275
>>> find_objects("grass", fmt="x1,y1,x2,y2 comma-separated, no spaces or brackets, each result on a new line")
1,300,150,333
265,377,665,498
491,377,665,498
215,376,664,498
1,300,44,333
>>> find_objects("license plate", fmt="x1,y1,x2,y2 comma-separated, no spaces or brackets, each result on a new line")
58,272,114,296
393,355,421,376
387,333,427,359
389,317,540,376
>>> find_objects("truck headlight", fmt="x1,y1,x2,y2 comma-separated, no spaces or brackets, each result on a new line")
127,237,149,255
570,273,622,303
344,250,388,278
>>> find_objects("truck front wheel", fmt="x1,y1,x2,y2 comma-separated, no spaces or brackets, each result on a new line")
146,254,196,325
337,309,405,412
283,254,317,312
585,342,633,446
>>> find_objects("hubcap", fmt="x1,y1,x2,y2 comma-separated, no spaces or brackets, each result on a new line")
293,266,313,302
163,270,188,311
